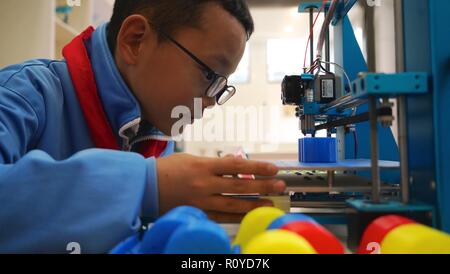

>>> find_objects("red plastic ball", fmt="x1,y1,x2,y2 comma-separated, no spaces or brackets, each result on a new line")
357,215,416,254
281,221,345,254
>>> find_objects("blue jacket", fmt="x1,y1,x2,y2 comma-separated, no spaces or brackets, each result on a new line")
0,23,174,253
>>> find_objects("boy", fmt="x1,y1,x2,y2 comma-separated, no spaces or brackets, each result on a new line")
0,0,285,253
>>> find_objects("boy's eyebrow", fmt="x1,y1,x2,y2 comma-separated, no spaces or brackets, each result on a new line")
209,54,233,75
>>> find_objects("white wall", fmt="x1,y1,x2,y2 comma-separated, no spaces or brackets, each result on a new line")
373,0,398,142
0,0,55,68
184,6,323,157
374,0,396,73
0,0,114,67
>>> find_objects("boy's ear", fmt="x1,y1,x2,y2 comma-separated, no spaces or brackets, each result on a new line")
116,14,157,65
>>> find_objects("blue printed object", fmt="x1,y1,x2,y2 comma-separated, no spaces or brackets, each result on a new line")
299,138,337,163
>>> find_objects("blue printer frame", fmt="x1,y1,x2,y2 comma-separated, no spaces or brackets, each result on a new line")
289,0,450,235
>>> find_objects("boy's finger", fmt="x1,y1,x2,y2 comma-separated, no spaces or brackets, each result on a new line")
214,178,286,195
206,211,246,224
211,157,279,176
197,195,273,214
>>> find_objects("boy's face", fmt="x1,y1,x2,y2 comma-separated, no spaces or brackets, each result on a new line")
115,3,247,136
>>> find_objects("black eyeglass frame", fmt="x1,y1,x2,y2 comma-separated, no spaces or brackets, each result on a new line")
151,24,236,105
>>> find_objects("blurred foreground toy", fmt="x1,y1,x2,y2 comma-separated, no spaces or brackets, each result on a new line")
234,207,344,254
111,206,231,254
233,207,285,250
112,206,347,254
281,221,345,254
243,230,317,254
358,215,450,254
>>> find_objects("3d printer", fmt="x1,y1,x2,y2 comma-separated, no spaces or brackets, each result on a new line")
265,0,450,249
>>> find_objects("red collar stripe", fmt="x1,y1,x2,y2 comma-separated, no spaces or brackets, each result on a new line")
62,26,168,158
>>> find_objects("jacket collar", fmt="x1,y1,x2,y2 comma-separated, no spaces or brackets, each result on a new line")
86,23,170,148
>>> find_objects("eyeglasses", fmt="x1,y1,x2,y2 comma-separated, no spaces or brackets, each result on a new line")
156,27,236,105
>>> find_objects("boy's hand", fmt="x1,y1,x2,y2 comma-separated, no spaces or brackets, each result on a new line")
156,153,286,223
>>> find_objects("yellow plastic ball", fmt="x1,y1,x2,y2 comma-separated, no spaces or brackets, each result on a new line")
243,230,317,254
233,207,285,249
381,224,450,254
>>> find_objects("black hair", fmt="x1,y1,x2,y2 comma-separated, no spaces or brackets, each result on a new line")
107,0,254,54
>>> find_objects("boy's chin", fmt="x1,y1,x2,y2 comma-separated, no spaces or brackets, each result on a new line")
159,120,190,137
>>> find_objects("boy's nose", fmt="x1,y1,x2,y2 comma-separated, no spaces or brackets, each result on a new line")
203,96,216,109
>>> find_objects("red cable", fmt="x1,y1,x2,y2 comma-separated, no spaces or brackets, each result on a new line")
303,1,328,71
